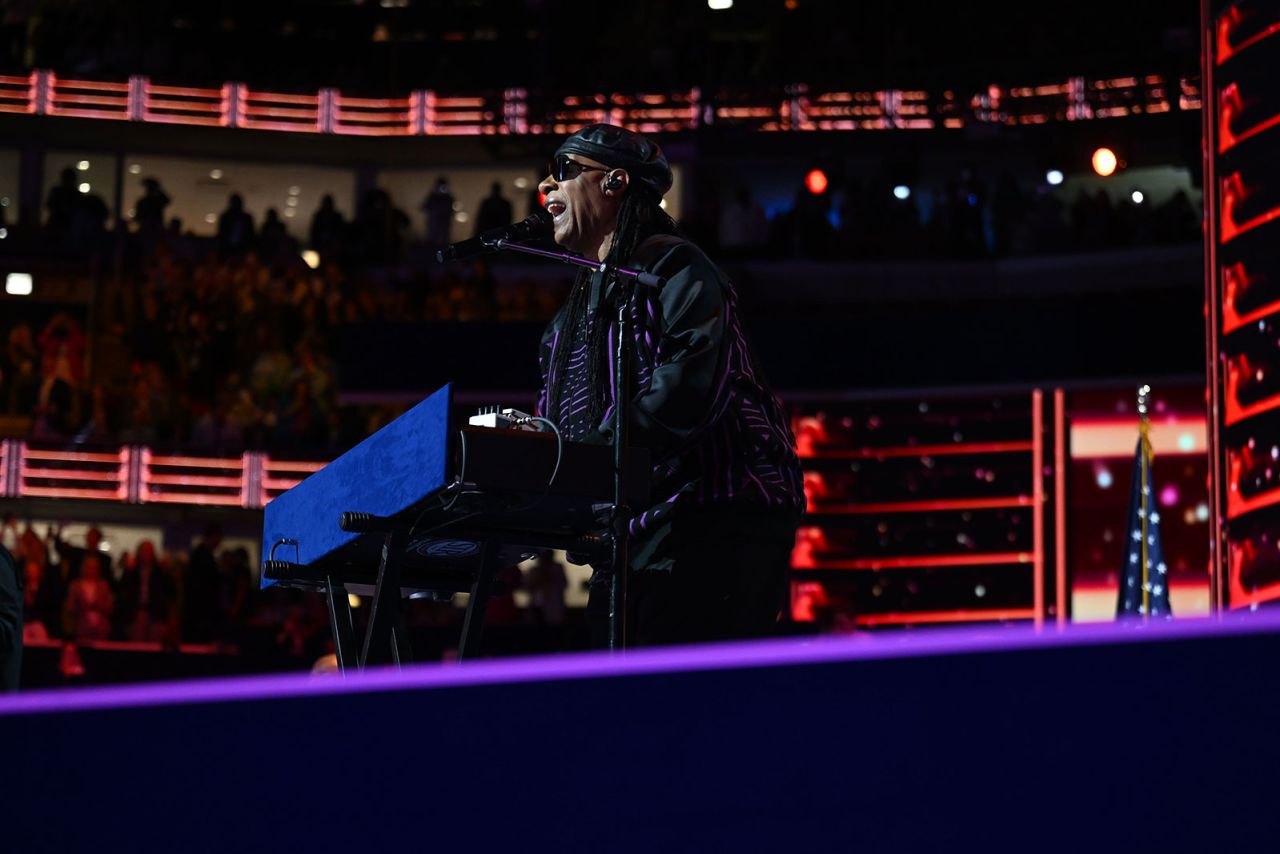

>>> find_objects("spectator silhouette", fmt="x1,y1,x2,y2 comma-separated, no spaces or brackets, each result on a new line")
134,177,170,233
64,552,112,642
45,167,80,239
216,193,256,258
184,524,222,643
423,177,454,248
474,181,513,235
259,207,288,260
309,193,345,256
114,540,177,642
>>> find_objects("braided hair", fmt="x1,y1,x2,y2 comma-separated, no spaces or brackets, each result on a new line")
546,183,680,429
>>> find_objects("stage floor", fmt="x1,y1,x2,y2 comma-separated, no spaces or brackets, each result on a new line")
4,613,1278,851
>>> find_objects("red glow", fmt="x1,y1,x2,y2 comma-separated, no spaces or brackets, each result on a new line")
793,552,1031,571
856,608,1036,627
1091,147,1118,177
1032,389,1044,629
810,496,1032,514
804,169,828,194
798,440,1034,460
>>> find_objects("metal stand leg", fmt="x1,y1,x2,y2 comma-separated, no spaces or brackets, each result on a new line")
361,528,408,668
457,545,499,661
390,609,413,666
324,573,358,674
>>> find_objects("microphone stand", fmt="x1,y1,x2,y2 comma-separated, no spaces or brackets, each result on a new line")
494,239,665,651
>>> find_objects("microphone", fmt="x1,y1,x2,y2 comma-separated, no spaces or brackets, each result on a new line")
435,209,553,263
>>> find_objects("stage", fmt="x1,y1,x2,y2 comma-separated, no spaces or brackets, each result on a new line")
3,612,1277,851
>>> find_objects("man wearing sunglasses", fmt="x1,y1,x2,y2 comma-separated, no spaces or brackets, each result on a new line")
536,124,805,648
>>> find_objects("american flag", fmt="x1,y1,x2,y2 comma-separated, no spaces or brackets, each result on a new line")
1116,432,1173,619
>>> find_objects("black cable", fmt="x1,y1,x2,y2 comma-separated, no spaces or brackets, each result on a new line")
407,428,471,540
504,416,564,513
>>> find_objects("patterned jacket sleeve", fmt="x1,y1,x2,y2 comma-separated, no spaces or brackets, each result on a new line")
606,240,733,455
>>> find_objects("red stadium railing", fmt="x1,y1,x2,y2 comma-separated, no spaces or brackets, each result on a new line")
0,439,317,510
0,69,1202,138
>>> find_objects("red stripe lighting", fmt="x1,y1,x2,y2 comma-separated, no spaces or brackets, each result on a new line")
795,552,1032,570
22,486,123,500
146,474,242,488
144,493,245,507
1218,84,1280,153
24,449,124,463
147,454,243,469
799,440,1034,460
22,467,120,483
52,78,128,92
1220,172,1280,243
1032,389,1045,629
1217,8,1280,65
810,496,1032,514
855,608,1037,626
264,460,325,473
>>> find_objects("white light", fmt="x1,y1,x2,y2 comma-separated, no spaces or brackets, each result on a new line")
659,198,668,209
708,0,733,8
78,182,90,194
1046,169,1064,185
209,168,223,180
0,228,7,239
1095,467,1113,489
5,273,33,296
1195,503,1209,522
283,208,296,218
204,213,217,224
454,211,469,223
76,160,90,171
348,593,361,608
514,177,529,189
1178,432,1194,452
302,250,321,269
288,185,301,196
285,196,299,207
1131,190,1144,204
893,185,910,200
128,163,142,175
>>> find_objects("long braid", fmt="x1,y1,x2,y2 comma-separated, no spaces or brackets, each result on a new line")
547,184,680,428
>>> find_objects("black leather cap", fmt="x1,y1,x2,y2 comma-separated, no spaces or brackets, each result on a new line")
554,124,673,197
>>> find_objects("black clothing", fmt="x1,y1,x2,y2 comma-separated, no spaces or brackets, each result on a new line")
586,504,797,646
537,235,803,645
0,544,21,691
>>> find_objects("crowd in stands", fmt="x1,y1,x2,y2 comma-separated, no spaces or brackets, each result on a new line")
0,161,1203,454
2,515,573,679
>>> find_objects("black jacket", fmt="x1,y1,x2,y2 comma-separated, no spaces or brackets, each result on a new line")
0,544,22,692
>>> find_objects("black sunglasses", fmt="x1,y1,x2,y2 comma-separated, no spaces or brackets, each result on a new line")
548,155,608,182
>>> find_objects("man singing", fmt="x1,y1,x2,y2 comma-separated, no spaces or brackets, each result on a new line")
536,124,804,647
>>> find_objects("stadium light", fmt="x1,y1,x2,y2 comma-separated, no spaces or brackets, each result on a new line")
1046,169,1064,185
893,185,910,200
708,0,733,8
805,169,828,194
1131,189,1144,204
5,273,33,296
1091,147,1118,177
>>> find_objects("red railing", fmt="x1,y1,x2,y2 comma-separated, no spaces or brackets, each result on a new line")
0,68,1202,138
0,439,318,509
